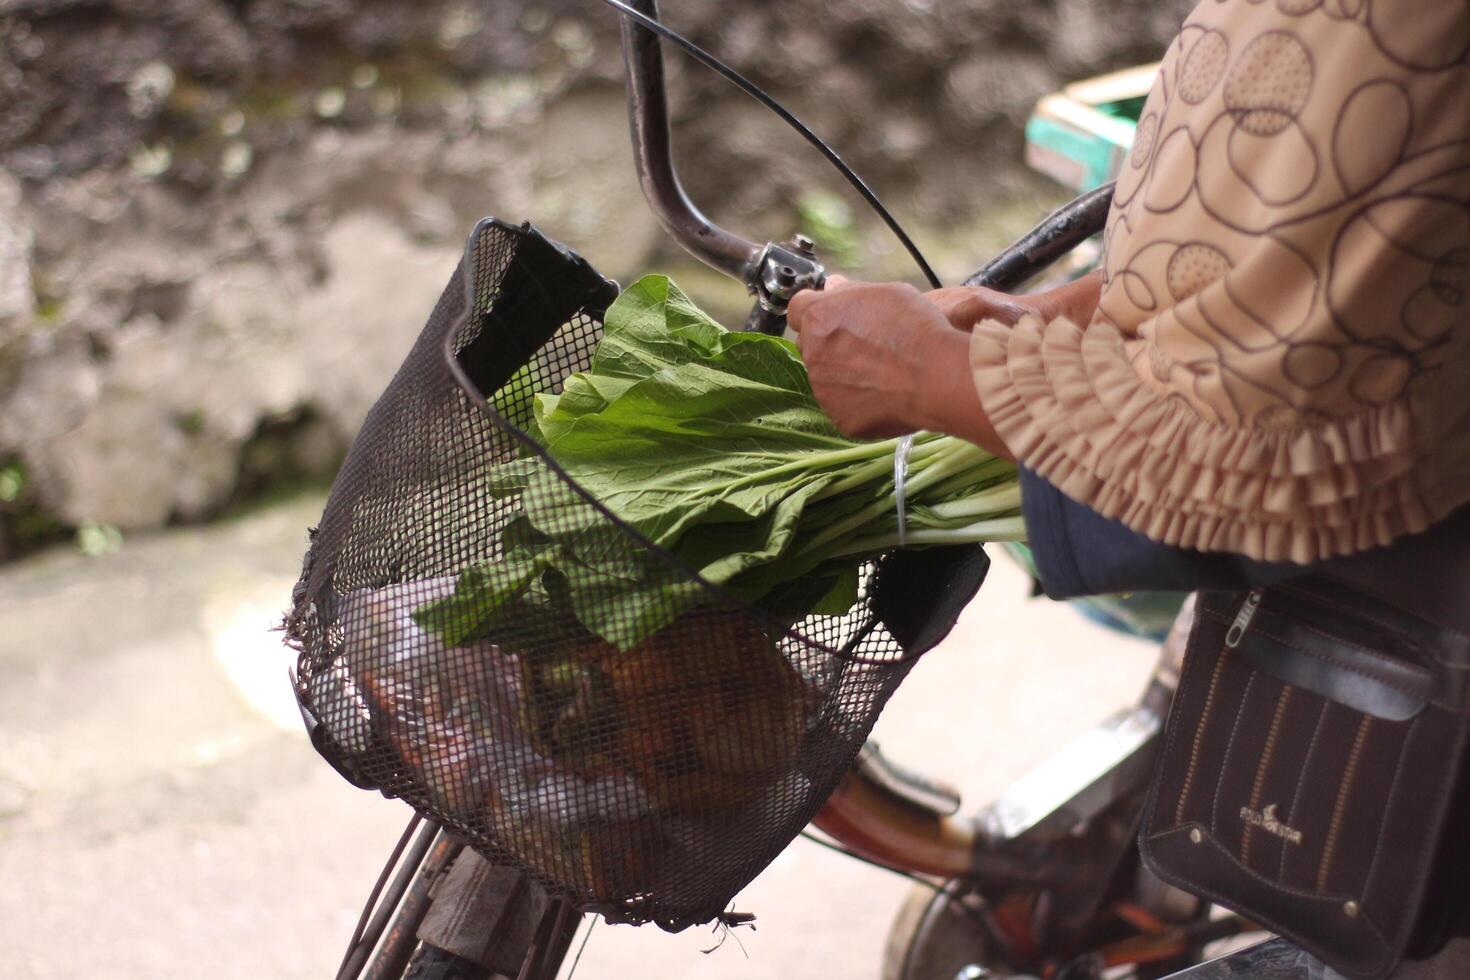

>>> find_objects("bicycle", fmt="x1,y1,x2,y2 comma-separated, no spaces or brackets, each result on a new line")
298,3,1276,978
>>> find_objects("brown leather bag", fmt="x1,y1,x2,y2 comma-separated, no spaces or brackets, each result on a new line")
1140,579,1470,979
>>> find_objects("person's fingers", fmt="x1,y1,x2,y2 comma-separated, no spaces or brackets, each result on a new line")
921,288,978,330
924,288,967,317
786,285,818,333
790,275,863,333
923,285,1034,330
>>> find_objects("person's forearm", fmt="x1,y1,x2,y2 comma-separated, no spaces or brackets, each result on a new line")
916,328,1014,460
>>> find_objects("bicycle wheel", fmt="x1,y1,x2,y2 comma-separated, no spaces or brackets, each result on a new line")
883,883,1020,980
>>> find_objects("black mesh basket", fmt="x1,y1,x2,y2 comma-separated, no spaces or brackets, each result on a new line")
286,217,990,931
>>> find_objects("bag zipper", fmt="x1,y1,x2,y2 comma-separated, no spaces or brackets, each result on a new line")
1225,588,1264,649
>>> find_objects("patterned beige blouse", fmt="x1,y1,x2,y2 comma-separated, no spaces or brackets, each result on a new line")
970,0,1470,564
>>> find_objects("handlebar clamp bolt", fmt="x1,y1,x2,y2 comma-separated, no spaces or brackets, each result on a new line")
792,233,816,256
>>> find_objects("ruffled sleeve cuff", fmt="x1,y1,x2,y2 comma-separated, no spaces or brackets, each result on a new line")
971,315,1433,564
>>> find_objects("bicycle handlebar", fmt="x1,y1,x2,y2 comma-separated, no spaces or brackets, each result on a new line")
615,0,1114,321
963,182,1115,290
619,0,762,282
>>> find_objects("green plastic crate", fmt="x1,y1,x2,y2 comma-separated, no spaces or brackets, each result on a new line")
1024,64,1155,192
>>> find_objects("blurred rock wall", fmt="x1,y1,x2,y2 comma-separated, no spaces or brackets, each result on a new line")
0,0,1189,554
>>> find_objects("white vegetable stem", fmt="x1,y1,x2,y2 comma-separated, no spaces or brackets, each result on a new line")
836,515,1029,555
789,433,1024,564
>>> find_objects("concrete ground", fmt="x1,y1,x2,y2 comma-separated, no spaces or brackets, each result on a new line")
0,493,1158,980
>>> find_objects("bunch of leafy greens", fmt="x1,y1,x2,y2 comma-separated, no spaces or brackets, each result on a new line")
415,275,1023,651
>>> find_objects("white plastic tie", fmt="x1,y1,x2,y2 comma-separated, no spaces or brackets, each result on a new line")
894,434,916,547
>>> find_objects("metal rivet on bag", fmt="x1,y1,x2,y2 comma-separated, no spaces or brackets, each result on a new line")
1344,901,1361,918
1189,828,1203,844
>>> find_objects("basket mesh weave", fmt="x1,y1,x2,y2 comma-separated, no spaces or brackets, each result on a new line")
286,218,989,930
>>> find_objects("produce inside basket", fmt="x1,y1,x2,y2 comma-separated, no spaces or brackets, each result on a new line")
286,218,1007,930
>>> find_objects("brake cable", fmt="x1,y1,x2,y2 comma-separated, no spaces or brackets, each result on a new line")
594,0,943,290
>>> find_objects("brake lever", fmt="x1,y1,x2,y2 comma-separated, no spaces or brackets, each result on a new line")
743,234,827,335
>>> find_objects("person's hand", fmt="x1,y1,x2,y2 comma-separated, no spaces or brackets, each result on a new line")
786,276,1011,457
